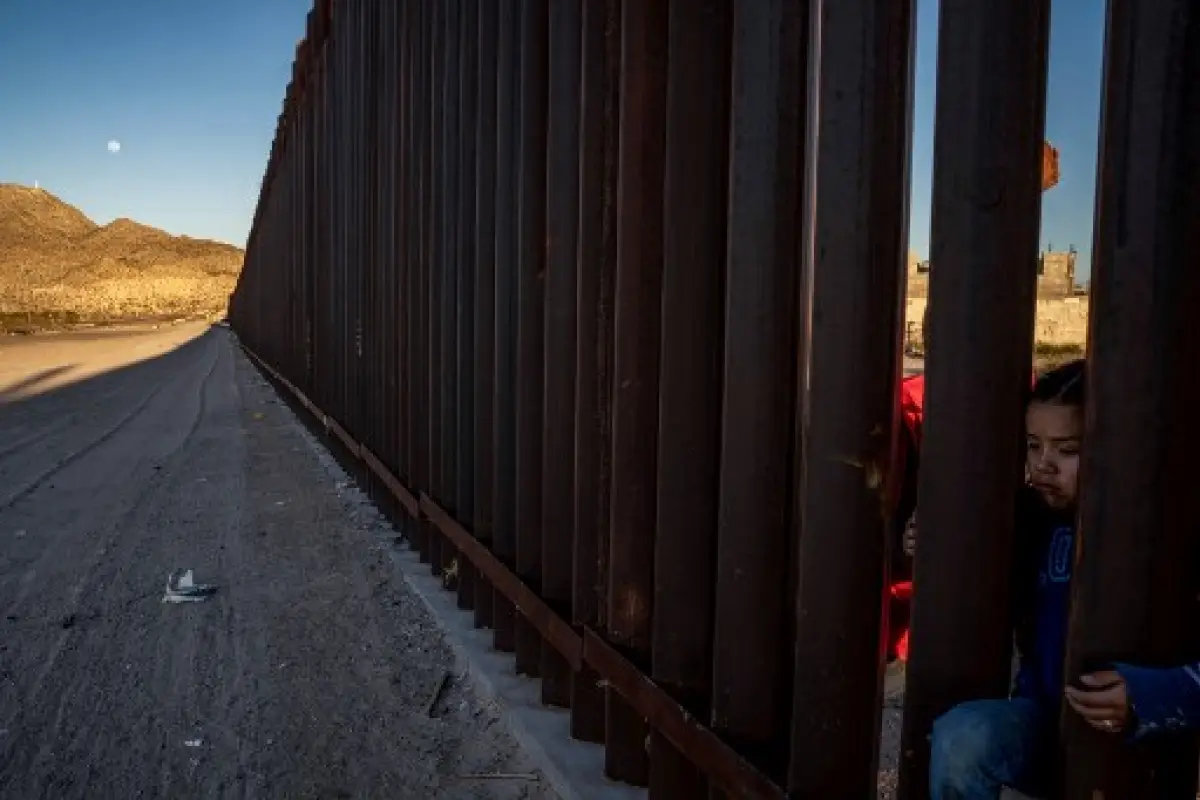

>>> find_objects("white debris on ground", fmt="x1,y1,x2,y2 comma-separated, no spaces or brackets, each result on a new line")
161,568,218,604
0,328,555,799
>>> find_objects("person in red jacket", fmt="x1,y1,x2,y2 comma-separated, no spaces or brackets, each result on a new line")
887,371,924,662
888,357,1039,663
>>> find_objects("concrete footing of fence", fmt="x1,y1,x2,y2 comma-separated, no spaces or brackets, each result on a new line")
385,541,646,800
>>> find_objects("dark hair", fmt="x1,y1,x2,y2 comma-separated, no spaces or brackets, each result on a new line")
1029,358,1085,408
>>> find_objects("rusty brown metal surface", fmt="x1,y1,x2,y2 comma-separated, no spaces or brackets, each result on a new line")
570,0,621,746
454,0,479,614
513,0,550,679
603,0,668,785
233,0,1184,795
426,0,447,578
710,1,805,781
491,0,522,655
472,0,500,633
790,0,916,794
896,1,1049,796
540,0,584,711
650,0,732,795
1060,1,1200,797
412,0,432,562
438,0,461,527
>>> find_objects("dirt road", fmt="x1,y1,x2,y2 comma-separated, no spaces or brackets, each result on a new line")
0,324,550,799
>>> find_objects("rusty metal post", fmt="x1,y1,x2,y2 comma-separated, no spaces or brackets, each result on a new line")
420,0,439,563
1061,1,1200,796
514,0,550,678
440,0,461,529
375,0,390,488
396,0,415,489
347,0,365,448
605,0,668,785
492,0,522,653
571,0,622,746
438,0,461,589
473,0,501,632
710,0,805,781
427,0,447,576
402,0,419,500
361,0,380,495
790,0,916,792
456,0,480,613
649,0,732,795
541,0,584,710
896,0,1049,795
332,1,349,434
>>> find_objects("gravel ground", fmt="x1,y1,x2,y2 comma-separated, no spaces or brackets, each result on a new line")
0,324,555,799
878,664,905,798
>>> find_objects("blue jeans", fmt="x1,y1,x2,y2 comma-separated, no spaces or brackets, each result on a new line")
929,698,1052,800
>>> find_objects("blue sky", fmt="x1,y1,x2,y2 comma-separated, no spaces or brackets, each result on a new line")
0,0,311,246
909,0,1106,281
2,1,1105,278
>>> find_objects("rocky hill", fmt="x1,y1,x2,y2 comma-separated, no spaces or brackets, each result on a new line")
0,183,242,327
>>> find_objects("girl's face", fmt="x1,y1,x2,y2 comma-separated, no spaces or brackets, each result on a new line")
1026,401,1083,509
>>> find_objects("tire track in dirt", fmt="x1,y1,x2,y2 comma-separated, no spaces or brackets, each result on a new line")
0,329,555,799
0,335,224,791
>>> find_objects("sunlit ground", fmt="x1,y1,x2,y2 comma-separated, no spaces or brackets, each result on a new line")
0,320,211,403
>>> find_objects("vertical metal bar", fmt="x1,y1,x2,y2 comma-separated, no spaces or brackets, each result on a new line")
572,0,622,746
385,0,401,487
301,18,314,399
440,0,461,582
323,10,335,421
335,1,348,433
492,0,522,653
401,0,416,491
473,0,501,631
791,0,916,792
896,0,1049,795
456,0,480,613
349,0,365,446
315,12,328,420
1061,1,1200,796
605,0,668,785
363,0,380,482
381,0,392,485
428,0,447,576
541,0,584,710
710,0,805,780
515,0,551,678
649,1,732,795
415,0,432,561
402,0,416,494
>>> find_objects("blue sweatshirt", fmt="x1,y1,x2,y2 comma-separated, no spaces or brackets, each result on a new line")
1010,491,1200,740
1012,501,1076,709
1115,662,1200,740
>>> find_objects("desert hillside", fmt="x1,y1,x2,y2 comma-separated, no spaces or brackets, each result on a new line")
0,183,242,326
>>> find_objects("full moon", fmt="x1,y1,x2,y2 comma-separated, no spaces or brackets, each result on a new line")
107,140,121,154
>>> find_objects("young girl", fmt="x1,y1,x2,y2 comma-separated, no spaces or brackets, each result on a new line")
928,360,1085,799
929,359,1200,798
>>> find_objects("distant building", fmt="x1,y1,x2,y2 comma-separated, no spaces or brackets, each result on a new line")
903,248,1087,352
1036,249,1079,297
906,247,1081,301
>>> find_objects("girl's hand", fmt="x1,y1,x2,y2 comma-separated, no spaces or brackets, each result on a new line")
1065,671,1131,734
902,513,917,557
